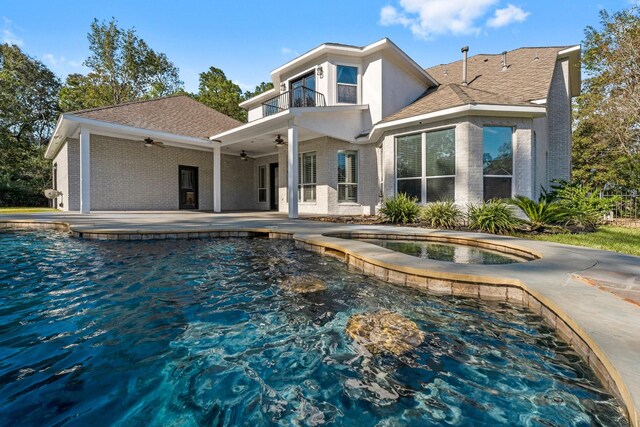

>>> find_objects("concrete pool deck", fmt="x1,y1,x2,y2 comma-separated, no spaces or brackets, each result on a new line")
1,210,639,426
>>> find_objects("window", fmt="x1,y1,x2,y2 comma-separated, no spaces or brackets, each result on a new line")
258,165,267,203
337,65,357,104
298,152,316,202
395,128,455,202
338,151,358,203
483,126,513,201
426,129,455,201
396,134,422,200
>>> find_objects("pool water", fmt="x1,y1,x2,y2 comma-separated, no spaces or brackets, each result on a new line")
359,239,526,264
0,231,626,426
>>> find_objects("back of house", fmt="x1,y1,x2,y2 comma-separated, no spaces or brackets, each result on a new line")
45,38,580,217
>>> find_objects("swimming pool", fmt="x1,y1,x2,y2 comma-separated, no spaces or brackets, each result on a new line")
0,231,627,425
357,239,527,264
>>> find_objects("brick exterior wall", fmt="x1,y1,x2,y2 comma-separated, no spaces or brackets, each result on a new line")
88,134,213,210
278,137,379,215
52,141,70,211
547,58,572,183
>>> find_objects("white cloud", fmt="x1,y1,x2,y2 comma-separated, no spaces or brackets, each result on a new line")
281,47,299,57
487,4,530,28
1,17,24,46
42,53,85,71
379,0,529,39
233,80,254,91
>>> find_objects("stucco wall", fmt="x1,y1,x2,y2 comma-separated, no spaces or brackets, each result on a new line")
381,55,427,120
279,137,379,215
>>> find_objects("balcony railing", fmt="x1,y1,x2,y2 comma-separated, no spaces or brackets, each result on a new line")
262,86,326,117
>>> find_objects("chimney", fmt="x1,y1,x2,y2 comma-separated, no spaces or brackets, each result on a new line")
461,46,469,86
501,51,508,71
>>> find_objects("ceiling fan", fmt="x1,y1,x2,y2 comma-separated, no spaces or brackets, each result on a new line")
144,137,165,148
274,134,286,147
240,150,250,161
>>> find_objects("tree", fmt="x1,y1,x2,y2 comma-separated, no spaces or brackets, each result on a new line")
573,7,640,191
59,18,183,111
0,43,60,206
242,81,274,101
196,67,247,122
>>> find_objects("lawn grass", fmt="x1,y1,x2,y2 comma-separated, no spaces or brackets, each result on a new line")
514,226,640,256
0,207,57,214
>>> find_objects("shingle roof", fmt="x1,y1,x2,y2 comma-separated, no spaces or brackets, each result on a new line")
382,84,536,123
69,95,241,139
382,46,569,123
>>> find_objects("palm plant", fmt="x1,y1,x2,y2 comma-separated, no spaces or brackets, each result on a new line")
420,200,462,229
509,195,572,232
467,200,521,234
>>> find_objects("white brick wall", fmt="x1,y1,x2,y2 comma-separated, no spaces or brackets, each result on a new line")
279,137,379,215
547,58,572,183
52,142,70,211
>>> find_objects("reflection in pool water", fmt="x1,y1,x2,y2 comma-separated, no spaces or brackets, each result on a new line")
0,231,626,426
358,239,527,264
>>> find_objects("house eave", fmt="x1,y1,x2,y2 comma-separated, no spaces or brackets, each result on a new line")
44,114,212,159
364,104,547,143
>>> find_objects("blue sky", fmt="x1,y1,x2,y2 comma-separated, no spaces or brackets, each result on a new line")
1,0,635,92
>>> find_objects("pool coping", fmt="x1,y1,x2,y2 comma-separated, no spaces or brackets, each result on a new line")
1,218,638,426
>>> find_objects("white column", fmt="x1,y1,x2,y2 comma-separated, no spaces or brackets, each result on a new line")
287,121,299,219
213,146,221,213
79,127,91,214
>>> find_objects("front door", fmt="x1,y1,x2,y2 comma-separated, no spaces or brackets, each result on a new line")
179,166,198,209
269,163,279,210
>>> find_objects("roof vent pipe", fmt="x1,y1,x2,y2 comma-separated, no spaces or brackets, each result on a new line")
461,46,469,86
501,51,508,71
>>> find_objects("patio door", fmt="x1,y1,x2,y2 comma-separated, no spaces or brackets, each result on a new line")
270,163,279,210
179,166,198,210
290,72,315,107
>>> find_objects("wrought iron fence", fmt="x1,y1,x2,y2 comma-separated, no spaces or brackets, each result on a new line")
600,190,639,225
262,86,326,117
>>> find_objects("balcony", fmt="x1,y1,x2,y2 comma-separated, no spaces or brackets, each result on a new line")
262,86,326,117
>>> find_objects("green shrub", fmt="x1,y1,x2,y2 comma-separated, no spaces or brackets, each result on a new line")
467,200,521,234
380,193,421,224
548,181,616,230
509,195,572,232
420,200,462,229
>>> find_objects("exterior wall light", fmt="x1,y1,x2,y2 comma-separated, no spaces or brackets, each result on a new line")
280,83,286,92
316,65,324,79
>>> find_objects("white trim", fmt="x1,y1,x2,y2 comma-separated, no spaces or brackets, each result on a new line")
531,98,547,105
239,88,276,108
268,38,438,92
557,45,580,57
45,113,212,159
335,63,360,105
366,103,546,143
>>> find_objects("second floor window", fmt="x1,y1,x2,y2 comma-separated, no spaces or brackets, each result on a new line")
337,65,357,104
